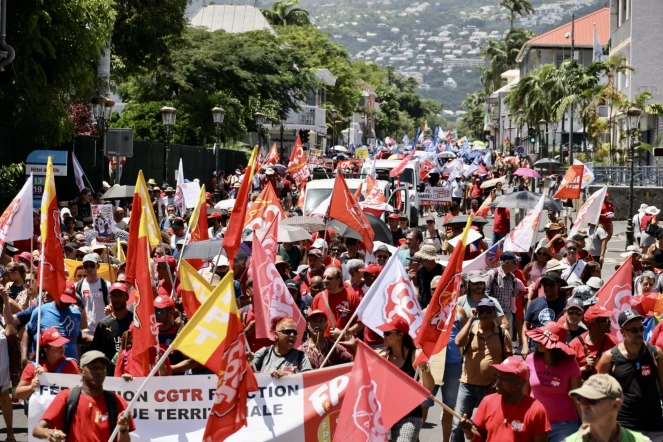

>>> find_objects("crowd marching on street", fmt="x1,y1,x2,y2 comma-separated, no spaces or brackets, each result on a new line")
2,130,663,442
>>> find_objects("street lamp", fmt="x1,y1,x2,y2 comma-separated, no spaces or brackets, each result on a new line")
625,106,642,247
280,116,287,164
501,114,506,153
538,119,547,158
254,112,265,150
212,106,225,199
331,108,338,153
161,106,177,184
91,95,113,189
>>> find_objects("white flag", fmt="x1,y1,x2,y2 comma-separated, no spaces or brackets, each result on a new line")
368,157,377,180
573,159,595,189
355,253,424,339
0,176,34,254
593,24,603,62
503,194,546,252
569,187,607,238
71,152,86,192
463,238,505,272
174,159,185,215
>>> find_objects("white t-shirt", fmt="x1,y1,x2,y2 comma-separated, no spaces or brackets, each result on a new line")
114,220,128,231
451,180,464,198
561,258,585,283
80,277,111,334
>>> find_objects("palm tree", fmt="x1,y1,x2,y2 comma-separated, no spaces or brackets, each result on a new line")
503,28,536,68
499,0,535,30
261,0,310,27
601,55,634,164
480,39,508,93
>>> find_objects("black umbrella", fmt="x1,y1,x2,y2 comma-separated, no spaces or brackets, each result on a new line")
327,214,393,245
443,215,488,227
533,158,561,169
328,219,363,241
180,240,251,260
101,185,135,199
490,191,562,211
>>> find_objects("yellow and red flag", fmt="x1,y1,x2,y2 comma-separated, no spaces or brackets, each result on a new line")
178,258,215,318
125,171,160,285
244,182,285,231
328,172,375,253
171,270,258,441
553,165,584,199
266,142,279,166
415,214,473,365
38,157,67,302
130,205,159,376
223,145,259,265
184,185,210,270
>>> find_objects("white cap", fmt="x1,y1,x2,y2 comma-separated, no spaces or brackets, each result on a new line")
102,181,111,189
312,238,328,250
212,254,230,267
586,277,604,290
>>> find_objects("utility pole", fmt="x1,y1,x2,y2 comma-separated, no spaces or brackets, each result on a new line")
569,13,575,165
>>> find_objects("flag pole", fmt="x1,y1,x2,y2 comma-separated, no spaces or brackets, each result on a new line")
318,310,359,369
35,246,46,366
170,226,193,298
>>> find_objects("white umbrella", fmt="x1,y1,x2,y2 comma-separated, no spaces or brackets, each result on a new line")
254,224,311,243
332,145,348,152
472,145,488,151
215,199,236,210
437,151,456,159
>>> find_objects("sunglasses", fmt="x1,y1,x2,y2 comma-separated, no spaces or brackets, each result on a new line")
83,263,96,269
155,308,169,316
383,331,402,336
567,310,584,316
477,307,494,315
427,221,435,224
567,247,577,252
576,396,609,406
277,329,298,336
331,248,341,252
624,325,645,334
536,252,547,256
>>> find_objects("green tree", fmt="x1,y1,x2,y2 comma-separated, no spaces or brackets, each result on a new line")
0,0,116,145
601,55,635,165
261,0,311,27
499,0,535,30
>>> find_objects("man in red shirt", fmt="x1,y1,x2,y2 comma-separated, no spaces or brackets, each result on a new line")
310,267,362,340
458,356,551,442
492,205,510,245
569,305,617,379
33,350,135,442
599,192,615,242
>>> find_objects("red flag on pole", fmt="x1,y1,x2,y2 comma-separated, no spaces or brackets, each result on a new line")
266,142,279,165
287,135,311,186
244,182,285,231
415,215,474,365
254,216,279,262
389,149,416,178
328,172,375,253
334,340,432,441
125,171,160,285
223,145,260,265
593,255,633,342
553,165,584,199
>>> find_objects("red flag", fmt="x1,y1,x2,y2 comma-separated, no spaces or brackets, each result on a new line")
553,165,583,199
353,181,363,201
185,185,210,270
334,340,431,441
130,205,159,376
255,215,280,262
593,255,633,342
287,135,311,186
244,182,285,231
415,215,473,365
328,172,375,253
223,145,259,265
266,142,279,165
39,157,67,302
475,193,492,218
389,149,416,178
250,229,306,345
420,159,436,180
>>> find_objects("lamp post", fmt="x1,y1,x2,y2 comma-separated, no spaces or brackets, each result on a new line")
625,106,642,248
538,119,547,158
501,114,506,153
280,116,286,164
91,95,115,188
254,112,265,150
331,108,338,155
212,106,225,199
161,106,177,184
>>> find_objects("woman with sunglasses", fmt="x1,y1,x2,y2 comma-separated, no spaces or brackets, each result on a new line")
423,216,443,254
5,261,34,309
524,322,582,442
523,245,550,288
376,317,434,442
250,317,312,378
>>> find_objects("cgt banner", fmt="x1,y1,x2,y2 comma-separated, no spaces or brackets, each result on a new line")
418,186,452,206
28,364,352,442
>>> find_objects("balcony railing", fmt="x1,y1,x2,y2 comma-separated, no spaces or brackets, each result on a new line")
592,166,663,187
283,105,326,129
611,19,631,51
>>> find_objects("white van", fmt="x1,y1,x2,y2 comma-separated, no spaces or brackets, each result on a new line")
303,178,391,217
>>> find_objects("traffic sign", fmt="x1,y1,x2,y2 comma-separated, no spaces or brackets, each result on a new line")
25,150,68,176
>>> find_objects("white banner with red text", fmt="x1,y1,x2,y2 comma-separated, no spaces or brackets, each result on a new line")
418,186,452,206
28,364,352,441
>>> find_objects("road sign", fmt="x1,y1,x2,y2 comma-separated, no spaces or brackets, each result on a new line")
516,146,524,154
25,150,68,176
105,128,134,157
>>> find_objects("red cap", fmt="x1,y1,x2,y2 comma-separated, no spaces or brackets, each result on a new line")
491,356,530,380
18,251,32,262
154,255,177,270
584,305,613,322
109,282,128,294
208,212,223,220
60,281,77,304
377,316,410,334
307,310,328,321
40,327,69,347
387,213,400,220
359,263,383,276
442,173,450,178
154,295,175,309
205,192,212,199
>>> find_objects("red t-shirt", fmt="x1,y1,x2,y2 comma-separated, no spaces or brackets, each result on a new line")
599,200,614,224
472,393,551,442
39,389,136,441
650,322,663,351
570,331,618,375
21,358,79,383
310,287,362,337
492,208,510,235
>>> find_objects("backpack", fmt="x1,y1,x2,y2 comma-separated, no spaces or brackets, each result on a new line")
64,386,118,439
75,278,110,306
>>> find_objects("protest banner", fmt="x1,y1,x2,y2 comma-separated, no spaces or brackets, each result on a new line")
354,147,369,159
418,186,452,206
64,259,116,283
28,364,352,442
91,204,116,244
180,181,202,209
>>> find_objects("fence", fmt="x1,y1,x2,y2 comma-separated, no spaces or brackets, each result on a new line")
591,166,663,187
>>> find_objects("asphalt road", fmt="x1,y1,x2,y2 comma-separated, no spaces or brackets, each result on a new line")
1,216,631,441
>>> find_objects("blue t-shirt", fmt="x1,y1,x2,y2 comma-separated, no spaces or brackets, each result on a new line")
446,316,462,364
17,305,37,327
525,297,566,330
27,302,82,359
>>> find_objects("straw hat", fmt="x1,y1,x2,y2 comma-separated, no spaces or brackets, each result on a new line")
414,245,438,261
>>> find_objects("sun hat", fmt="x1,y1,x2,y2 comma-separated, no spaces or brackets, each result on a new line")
233,182,241,188
570,374,623,401
638,203,649,214
147,178,157,186
621,245,641,258
546,259,568,272
275,255,290,267
211,254,230,267
40,328,70,347
165,187,175,193
525,322,575,355
586,277,604,291
491,356,530,381
647,206,660,216
561,280,582,290
374,244,392,256
312,238,329,250
414,245,438,261
265,168,275,176
377,316,410,334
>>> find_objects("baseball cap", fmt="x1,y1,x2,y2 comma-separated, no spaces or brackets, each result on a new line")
541,272,563,285
154,295,176,309
565,297,584,312
40,328,70,347
211,254,230,267
569,374,623,401
377,316,410,334
60,281,77,304
468,271,486,284
387,213,400,220
285,279,300,291
491,356,530,381
584,304,613,322
618,309,643,328
499,251,521,262
205,192,211,199
544,222,563,230
64,242,78,251
312,238,328,250
307,310,327,322
154,255,177,270
571,233,588,241
80,350,111,368
308,249,323,258
109,282,128,294
477,298,496,309
82,253,99,264
359,263,382,276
